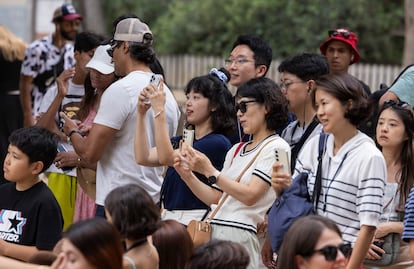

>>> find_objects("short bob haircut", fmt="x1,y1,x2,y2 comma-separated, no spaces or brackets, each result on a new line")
276,215,342,269
104,184,160,240
236,77,289,132
312,73,372,126
184,70,236,137
64,218,123,269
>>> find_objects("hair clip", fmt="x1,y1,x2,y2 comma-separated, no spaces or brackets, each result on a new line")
209,68,229,83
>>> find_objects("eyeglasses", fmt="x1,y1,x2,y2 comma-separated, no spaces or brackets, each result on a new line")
235,100,257,113
106,40,121,57
328,29,351,39
280,81,305,91
310,243,352,261
383,99,411,110
225,57,254,67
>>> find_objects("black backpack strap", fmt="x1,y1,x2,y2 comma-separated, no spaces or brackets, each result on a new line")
290,116,319,173
311,132,327,211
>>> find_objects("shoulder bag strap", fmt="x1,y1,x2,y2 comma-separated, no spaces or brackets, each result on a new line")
207,138,277,221
311,132,327,211
290,116,319,173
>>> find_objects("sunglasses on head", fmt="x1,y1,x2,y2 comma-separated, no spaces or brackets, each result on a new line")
235,100,257,113
383,99,411,110
311,243,352,261
328,30,351,39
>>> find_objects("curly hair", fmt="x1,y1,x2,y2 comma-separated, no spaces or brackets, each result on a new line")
236,77,289,131
184,71,236,136
312,73,372,126
104,184,160,240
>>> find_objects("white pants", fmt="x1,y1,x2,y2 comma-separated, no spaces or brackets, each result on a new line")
161,209,208,226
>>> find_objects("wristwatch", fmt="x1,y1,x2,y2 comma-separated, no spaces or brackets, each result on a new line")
207,170,221,185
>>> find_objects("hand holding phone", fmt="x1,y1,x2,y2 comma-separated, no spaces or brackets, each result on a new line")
274,148,290,174
144,74,163,104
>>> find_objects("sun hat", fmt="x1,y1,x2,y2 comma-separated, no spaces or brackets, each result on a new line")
52,4,82,22
86,45,114,74
113,18,152,44
319,28,360,64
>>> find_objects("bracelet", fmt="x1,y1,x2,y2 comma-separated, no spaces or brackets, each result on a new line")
154,109,164,118
68,129,83,139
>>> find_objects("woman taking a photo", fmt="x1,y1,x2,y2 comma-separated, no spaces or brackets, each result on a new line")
174,77,290,269
135,68,235,225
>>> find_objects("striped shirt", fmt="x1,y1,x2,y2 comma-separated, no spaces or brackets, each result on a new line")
295,132,386,244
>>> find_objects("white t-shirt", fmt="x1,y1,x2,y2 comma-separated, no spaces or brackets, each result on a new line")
94,70,180,205
38,80,84,176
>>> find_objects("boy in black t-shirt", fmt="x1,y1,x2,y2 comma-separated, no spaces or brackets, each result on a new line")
0,126,63,261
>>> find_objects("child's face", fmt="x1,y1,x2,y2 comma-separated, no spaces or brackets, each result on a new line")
3,144,36,182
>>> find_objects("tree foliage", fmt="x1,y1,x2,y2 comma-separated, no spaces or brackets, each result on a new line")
102,0,404,64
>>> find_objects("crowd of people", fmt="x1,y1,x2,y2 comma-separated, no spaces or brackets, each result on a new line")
2,2,414,269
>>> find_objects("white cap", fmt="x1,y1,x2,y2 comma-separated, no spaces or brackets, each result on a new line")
86,45,114,74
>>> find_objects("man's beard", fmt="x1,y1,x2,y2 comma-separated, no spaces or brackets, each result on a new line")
60,27,76,41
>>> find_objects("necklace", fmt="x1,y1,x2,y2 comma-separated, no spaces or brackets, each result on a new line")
125,238,147,253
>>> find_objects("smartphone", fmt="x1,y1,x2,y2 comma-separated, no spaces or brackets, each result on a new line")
182,128,195,149
57,143,68,153
150,74,162,87
56,144,75,172
274,148,290,174
144,74,162,104
373,240,384,257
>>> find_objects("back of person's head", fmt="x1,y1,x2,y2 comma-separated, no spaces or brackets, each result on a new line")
104,184,160,240
232,34,272,76
152,220,193,269
113,18,155,64
64,218,123,269
312,73,371,126
278,53,329,81
236,77,288,131
184,67,236,136
276,215,342,269
74,31,106,53
186,239,250,269
0,25,27,62
8,126,58,173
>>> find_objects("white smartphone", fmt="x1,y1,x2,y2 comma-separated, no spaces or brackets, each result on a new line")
274,148,290,174
150,74,162,87
144,74,162,104
182,128,195,149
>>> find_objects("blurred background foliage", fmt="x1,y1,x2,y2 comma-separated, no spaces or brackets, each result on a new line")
97,0,404,64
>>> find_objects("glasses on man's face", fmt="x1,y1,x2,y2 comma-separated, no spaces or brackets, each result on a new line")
235,100,257,113
225,57,254,67
328,30,351,39
106,40,120,58
280,81,305,92
311,243,352,261
383,99,411,110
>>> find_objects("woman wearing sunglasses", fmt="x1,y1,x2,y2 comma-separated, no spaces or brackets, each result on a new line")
174,77,290,269
272,73,386,269
277,215,351,269
364,100,414,268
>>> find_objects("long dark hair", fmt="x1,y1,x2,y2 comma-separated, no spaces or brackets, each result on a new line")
377,102,414,207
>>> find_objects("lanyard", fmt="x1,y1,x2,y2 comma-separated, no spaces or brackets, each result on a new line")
323,152,349,212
